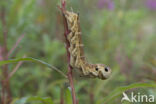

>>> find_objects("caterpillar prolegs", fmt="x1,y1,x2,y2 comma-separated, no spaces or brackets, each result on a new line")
63,10,111,80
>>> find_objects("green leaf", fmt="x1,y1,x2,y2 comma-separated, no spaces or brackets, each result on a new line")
13,96,53,104
65,88,72,104
96,83,156,104
0,57,67,78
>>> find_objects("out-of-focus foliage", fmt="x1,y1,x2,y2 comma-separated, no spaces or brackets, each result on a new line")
0,0,156,104
13,96,54,104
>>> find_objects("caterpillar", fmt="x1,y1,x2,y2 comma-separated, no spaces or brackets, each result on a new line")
62,9,112,80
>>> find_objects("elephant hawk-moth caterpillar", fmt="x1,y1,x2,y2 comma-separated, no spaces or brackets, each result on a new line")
62,9,112,80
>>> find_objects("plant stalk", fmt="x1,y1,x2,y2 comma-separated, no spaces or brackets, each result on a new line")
0,2,12,104
59,1,77,104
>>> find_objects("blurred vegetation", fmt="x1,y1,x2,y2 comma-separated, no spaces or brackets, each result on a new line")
0,0,156,104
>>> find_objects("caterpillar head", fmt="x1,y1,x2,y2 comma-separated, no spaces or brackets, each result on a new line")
92,64,111,80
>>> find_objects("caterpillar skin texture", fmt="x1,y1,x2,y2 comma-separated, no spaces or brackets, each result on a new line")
64,11,111,80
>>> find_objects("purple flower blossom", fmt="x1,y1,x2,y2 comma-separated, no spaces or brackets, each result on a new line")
97,0,115,10
146,0,156,10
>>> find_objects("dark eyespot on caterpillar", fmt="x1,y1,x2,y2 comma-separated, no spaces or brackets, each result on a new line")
105,67,109,72
96,67,99,71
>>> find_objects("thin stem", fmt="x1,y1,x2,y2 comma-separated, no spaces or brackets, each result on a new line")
0,1,12,103
89,92,94,104
59,0,77,104
7,34,25,58
60,88,64,104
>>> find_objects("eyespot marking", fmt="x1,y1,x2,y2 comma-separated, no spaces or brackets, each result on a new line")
95,67,99,71
105,67,109,72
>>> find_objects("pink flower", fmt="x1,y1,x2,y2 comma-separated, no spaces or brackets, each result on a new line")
146,0,156,10
97,0,115,10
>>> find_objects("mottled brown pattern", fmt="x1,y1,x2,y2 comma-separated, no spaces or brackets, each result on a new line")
64,10,111,80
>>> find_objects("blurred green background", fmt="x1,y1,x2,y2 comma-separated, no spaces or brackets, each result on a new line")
0,0,156,104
